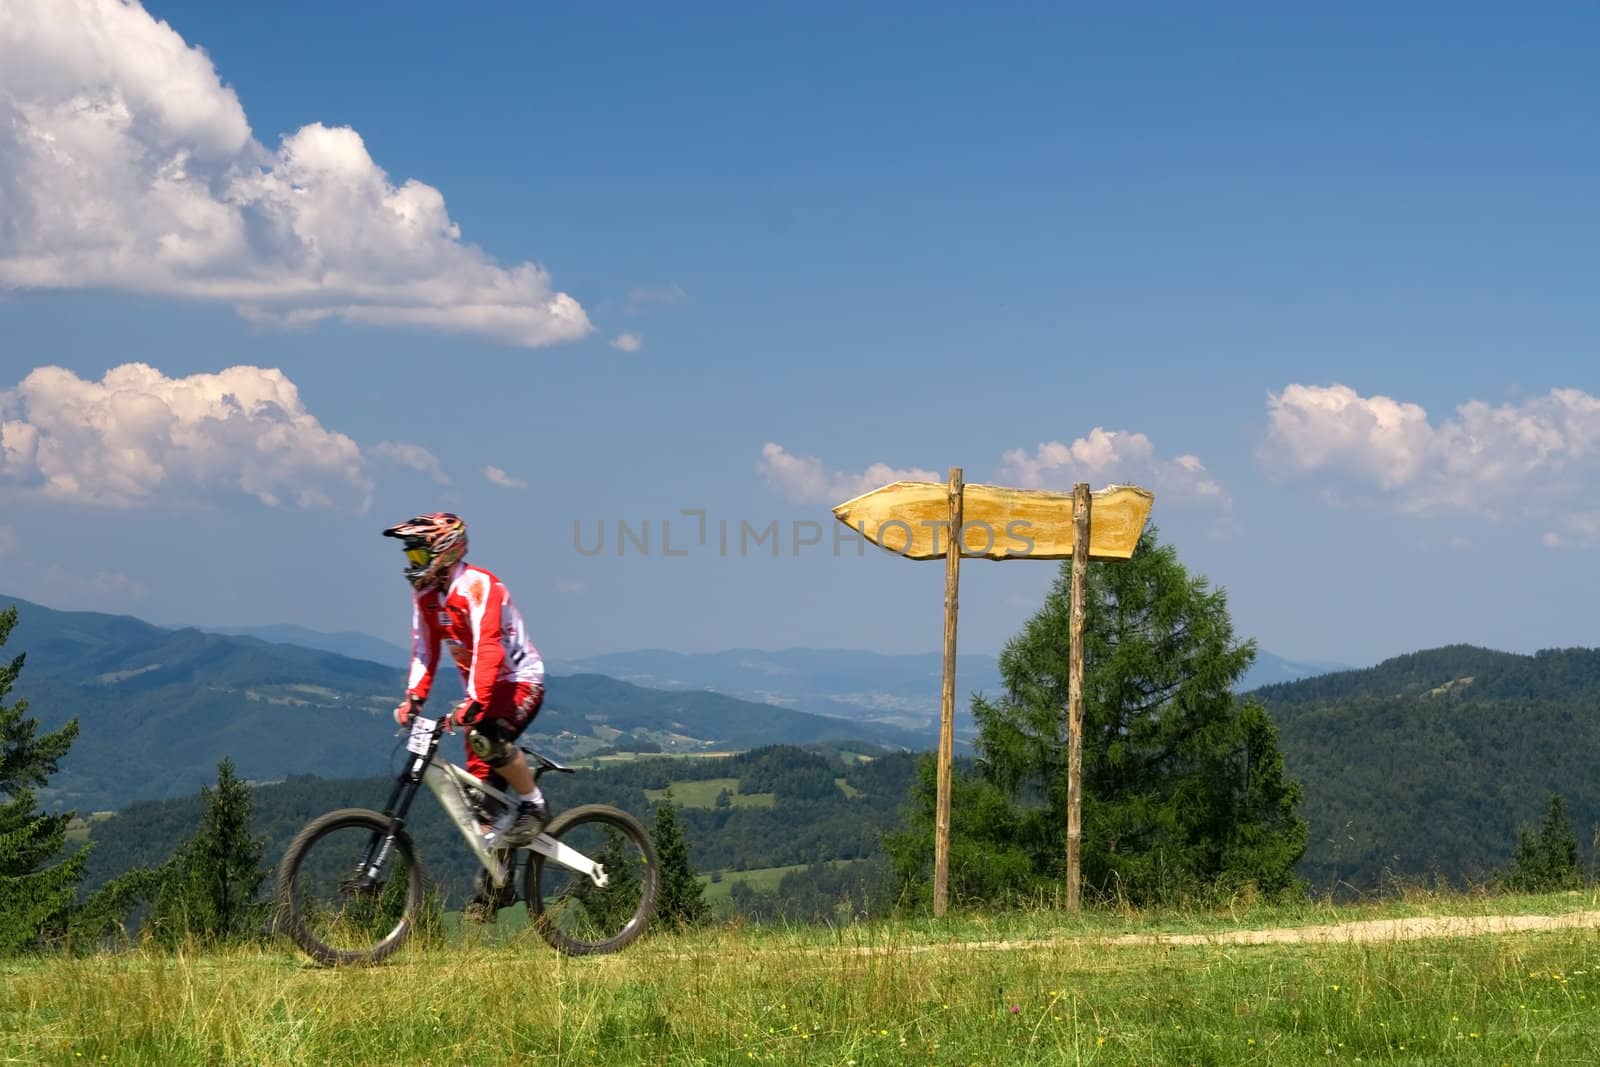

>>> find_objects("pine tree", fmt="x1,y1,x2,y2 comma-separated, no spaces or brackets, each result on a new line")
887,528,1308,908
578,827,644,933
0,604,88,955
151,758,268,944
1504,794,1583,893
652,791,710,931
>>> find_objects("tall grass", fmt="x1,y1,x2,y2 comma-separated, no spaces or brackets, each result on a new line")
5,892,1600,1064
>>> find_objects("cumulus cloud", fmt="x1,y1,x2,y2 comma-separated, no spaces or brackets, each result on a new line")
483,465,528,490
999,428,1226,501
610,332,644,352
1544,513,1600,549
761,433,1222,507
758,443,941,505
1264,383,1600,518
0,0,590,347
0,362,370,509
1262,384,1433,490
373,441,449,485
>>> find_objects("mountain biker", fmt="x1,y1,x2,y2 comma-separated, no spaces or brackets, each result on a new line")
382,513,550,861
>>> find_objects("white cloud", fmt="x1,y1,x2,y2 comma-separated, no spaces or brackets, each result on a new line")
39,564,147,603
0,524,145,604
761,433,1222,508
1262,384,1432,490
999,428,1226,502
0,0,590,347
758,443,942,505
1544,512,1600,549
627,283,688,312
373,441,449,485
0,362,370,510
483,465,528,490
610,332,644,353
1264,383,1600,518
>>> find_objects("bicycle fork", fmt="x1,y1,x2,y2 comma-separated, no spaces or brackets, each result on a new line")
347,747,434,894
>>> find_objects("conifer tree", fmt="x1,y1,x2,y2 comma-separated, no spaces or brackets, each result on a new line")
0,605,88,954
580,827,644,933
151,758,267,944
1504,793,1583,893
887,529,1308,908
652,791,710,931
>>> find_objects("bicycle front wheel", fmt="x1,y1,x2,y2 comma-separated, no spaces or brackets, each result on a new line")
275,808,425,966
525,804,659,955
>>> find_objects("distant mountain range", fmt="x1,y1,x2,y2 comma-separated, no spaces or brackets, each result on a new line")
190,624,1347,734
546,648,1006,737
1,596,930,812
1242,650,1353,691
11,593,1597,896
65,634,1600,898
205,623,412,670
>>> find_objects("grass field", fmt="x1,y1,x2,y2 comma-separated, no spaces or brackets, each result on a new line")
642,776,863,808
576,750,740,769
62,811,114,845
6,891,1600,1065
699,861,854,908
643,778,776,808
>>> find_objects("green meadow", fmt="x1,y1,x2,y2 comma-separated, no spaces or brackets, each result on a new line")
7,891,1600,1065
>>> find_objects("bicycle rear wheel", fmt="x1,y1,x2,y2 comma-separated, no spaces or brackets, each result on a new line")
525,804,659,955
275,808,424,966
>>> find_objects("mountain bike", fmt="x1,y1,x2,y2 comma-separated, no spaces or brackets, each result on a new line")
274,709,659,965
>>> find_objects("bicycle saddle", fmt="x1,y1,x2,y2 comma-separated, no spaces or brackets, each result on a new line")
520,745,575,775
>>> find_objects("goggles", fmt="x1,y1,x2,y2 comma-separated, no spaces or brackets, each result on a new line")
404,546,431,568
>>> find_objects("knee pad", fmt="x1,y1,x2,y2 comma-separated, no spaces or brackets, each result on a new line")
467,726,515,768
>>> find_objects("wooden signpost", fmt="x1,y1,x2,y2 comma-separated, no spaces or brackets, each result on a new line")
833,472,1152,915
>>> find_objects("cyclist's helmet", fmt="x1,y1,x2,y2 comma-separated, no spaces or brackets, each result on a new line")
382,512,468,589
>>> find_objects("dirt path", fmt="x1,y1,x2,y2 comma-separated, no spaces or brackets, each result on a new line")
812,910,1600,958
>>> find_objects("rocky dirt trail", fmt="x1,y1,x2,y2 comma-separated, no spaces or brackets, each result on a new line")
825,910,1600,957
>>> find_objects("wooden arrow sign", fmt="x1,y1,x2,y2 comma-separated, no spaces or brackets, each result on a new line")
833,473,1153,918
832,482,1153,561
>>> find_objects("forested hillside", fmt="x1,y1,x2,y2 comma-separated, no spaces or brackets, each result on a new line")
77,745,917,916
1258,644,1600,893
3,596,928,811
22,589,1600,903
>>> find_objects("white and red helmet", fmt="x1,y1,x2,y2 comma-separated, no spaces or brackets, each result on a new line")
382,512,468,589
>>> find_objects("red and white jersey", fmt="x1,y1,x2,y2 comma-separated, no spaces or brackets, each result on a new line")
405,562,545,707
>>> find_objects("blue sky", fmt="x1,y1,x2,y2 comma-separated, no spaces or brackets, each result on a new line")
1,1,1597,666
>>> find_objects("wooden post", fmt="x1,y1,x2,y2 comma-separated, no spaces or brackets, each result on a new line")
830,476,1152,916
1065,482,1090,912
933,466,963,917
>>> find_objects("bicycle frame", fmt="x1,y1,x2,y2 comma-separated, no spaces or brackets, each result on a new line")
370,712,608,894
